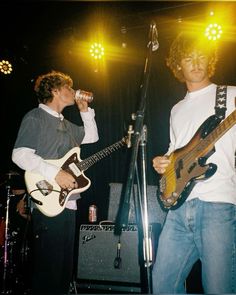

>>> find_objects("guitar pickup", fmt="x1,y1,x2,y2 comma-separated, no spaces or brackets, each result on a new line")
176,159,183,179
68,162,81,177
188,162,197,174
36,180,53,196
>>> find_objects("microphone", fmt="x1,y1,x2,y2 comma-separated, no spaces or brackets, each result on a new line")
147,22,159,52
152,22,159,52
114,239,122,269
75,89,94,103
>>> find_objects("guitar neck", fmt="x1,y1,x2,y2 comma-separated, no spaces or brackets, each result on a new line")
197,109,236,155
78,138,126,171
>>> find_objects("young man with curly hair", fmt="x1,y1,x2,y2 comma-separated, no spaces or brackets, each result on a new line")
152,32,236,293
12,70,99,294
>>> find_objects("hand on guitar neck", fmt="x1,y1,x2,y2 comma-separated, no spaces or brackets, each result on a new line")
153,156,171,174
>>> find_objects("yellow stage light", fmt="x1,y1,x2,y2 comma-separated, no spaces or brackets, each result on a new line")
205,23,223,41
0,60,13,74
89,43,104,59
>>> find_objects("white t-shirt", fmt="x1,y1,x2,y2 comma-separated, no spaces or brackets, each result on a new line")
167,83,236,205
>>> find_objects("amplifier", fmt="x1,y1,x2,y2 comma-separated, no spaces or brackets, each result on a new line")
77,224,153,291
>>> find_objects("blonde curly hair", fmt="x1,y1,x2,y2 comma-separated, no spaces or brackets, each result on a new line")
34,70,73,104
166,32,218,82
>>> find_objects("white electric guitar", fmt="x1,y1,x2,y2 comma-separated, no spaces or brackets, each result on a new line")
25,137,127,217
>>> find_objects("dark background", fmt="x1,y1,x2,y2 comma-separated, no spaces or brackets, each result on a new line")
0,1,236,223
0,2,235,292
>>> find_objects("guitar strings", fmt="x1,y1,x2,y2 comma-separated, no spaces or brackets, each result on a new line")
78,139,126,171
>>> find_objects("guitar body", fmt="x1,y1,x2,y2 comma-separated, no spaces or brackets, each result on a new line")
25,147,91,217
24,137,127,217
159,115,221,209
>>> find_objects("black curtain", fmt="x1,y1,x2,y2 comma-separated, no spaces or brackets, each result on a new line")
1,1,236,224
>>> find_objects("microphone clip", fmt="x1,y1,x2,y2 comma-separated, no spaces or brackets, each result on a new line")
127,125,134,148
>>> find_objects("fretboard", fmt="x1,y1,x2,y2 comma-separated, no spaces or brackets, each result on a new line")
78,138,126,171
195,109,236,156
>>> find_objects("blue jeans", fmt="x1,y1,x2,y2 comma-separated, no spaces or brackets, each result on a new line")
152,199,236,293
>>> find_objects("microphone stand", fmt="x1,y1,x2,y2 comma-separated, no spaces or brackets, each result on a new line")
2,178,15,294
115,22,158,293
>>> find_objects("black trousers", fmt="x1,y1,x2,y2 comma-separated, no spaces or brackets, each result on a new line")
31,208,76,294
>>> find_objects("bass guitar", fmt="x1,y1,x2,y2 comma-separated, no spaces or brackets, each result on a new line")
25,137,127,217
159,108,236,209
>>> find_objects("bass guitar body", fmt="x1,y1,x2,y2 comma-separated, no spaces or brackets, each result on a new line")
159,115,221,209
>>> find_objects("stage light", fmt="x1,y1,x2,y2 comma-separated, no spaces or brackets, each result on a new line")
0,60,13,74
121,26,127,48
89,43,104,59
177,17,182,23
205,23,222,41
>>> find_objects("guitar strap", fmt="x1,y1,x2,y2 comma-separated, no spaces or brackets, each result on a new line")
215,85,227,120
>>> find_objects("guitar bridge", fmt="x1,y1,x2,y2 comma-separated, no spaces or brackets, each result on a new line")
36,180,53,196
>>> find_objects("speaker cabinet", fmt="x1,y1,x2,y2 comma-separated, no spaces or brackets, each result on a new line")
77,224,154,292
108,183,167,225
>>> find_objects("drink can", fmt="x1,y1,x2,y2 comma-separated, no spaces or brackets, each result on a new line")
75,89,93,103
89,204,97,223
